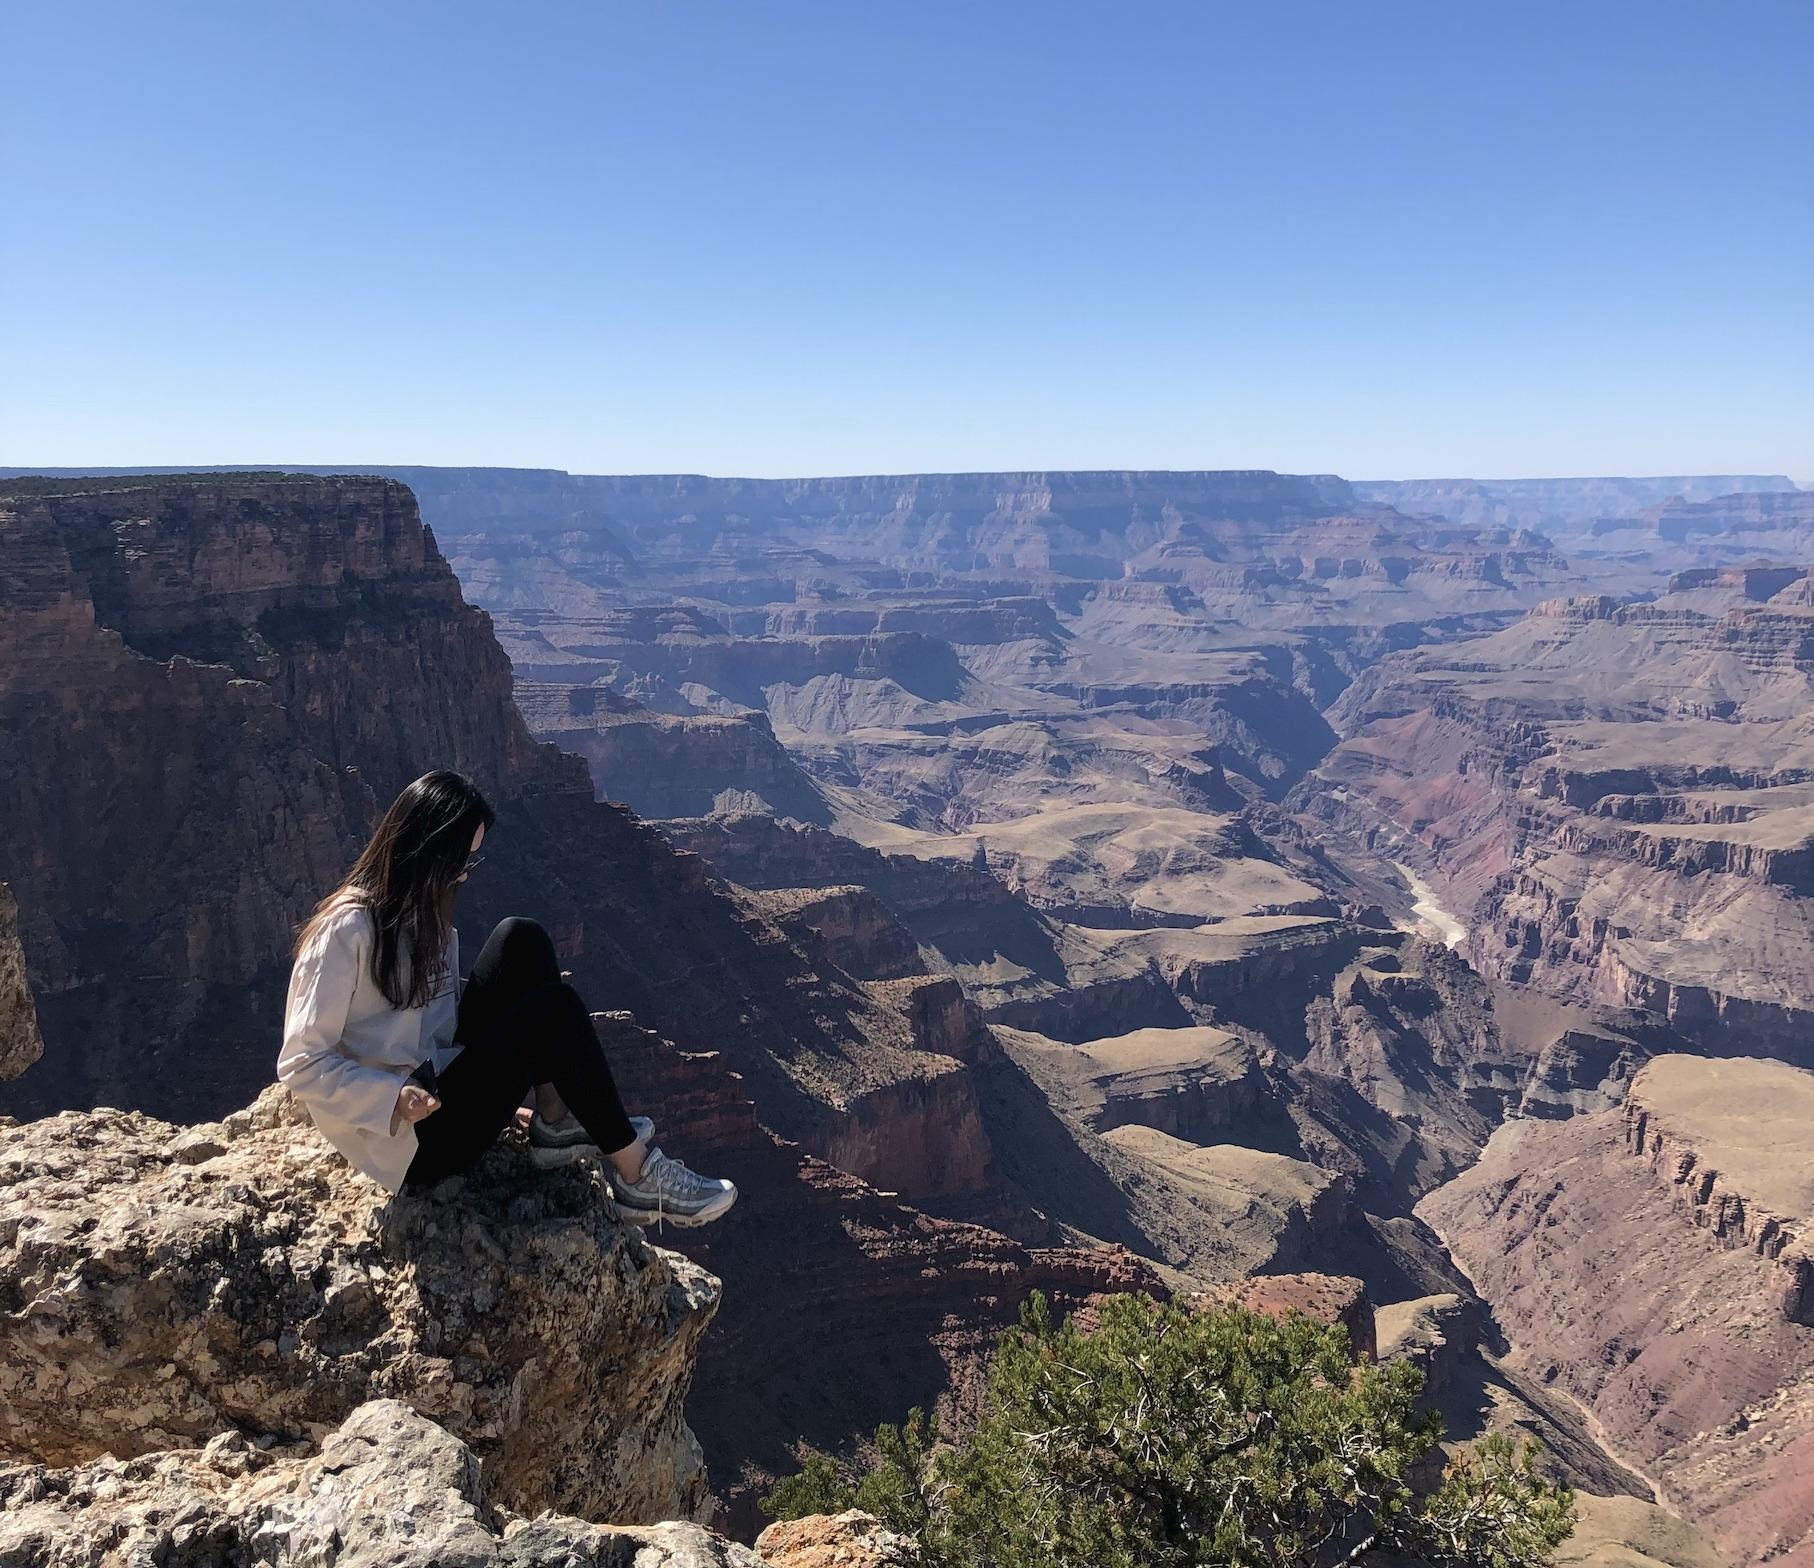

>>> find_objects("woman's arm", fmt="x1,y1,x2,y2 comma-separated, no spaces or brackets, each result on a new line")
277,909,410,1138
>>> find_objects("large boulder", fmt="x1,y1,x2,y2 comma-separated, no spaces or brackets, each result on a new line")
0,1085,719,1524
755,1511,923,1567
0,1399,763,1567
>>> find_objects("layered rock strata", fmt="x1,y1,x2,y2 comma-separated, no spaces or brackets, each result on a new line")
1420,1055,1814,1567
1621,1055,1813,1325
1301,575,1814,1064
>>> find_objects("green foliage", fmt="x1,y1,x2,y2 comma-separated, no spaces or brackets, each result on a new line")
760,1407,943,1539
760,1451,854,1522
1409,1433,1580,1568
762,1292,1575,1568
850,1407,941,1538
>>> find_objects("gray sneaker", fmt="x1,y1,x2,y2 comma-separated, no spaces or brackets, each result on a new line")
529,1112,654,1169
609,1147,737,1228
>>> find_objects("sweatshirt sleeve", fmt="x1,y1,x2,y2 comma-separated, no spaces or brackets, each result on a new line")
277,909,404,1138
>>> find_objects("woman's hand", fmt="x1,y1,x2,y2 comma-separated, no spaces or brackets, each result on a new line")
391,1083,441,1135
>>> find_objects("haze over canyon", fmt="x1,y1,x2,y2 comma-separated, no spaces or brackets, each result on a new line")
2,462,1811,1565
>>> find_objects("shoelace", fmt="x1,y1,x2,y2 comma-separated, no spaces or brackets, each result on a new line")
615,1150,718,1233
639,1149,670,1233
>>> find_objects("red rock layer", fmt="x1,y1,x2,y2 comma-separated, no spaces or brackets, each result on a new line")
1421,1113,1814,1567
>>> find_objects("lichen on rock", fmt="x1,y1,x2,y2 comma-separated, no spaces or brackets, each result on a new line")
0,1083,719,1525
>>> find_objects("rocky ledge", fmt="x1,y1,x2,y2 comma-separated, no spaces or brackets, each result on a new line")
0,1083,718,1525
1622,1054,1813,1323
0,1399,762,1568
756,1510,923,1566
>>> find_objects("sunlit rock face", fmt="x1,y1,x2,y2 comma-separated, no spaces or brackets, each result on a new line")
1421,1055,1814,1568
0,1083,720,1526
0,1400,767,1568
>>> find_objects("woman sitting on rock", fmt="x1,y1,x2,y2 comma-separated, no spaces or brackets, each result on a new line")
277,768,737,1225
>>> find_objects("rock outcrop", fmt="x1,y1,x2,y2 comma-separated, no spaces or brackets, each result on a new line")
1621,1055,1813,1324
0,884,40,1082
1420,1055,1814,1568
755,1511,923,1567
1196,1272,1377,1361
513,682,832,825
0,1400,763,1568
0,1082,718,1525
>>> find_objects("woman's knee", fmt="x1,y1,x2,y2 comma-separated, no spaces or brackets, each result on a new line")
482,915,558,974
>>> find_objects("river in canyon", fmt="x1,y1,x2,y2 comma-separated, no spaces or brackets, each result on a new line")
1393,861,1469,950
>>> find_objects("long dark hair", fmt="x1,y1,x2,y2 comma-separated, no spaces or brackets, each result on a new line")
297,770,496,1009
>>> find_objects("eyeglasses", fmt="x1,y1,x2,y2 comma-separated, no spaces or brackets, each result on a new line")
462,854,486,876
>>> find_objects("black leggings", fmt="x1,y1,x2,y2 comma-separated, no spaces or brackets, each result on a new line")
405,917,638,1189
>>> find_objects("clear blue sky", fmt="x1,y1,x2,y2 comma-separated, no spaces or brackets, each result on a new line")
4,1,1810,478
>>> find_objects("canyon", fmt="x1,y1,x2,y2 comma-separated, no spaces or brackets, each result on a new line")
1424,1056,1814,1567
1301,568,1814,1064
2,465,1809,1562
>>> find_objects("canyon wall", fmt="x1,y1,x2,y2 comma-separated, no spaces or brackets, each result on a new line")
1300,575,1814,1065
1421,1055,1814,1567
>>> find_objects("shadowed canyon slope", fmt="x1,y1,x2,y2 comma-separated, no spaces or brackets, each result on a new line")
5,465,1811,1559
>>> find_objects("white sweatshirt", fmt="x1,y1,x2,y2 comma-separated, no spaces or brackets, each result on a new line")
277,899,462,1193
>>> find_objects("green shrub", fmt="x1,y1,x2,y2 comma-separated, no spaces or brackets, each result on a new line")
763,1292,1575,1568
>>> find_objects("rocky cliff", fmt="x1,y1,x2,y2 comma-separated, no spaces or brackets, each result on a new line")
1621,1056,1813,1324
0,1082,718,1524
1420,1055,1814,1568
0,473,1156,1518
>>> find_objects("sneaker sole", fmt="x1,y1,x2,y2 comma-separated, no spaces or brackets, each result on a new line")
612,1185,738,1229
